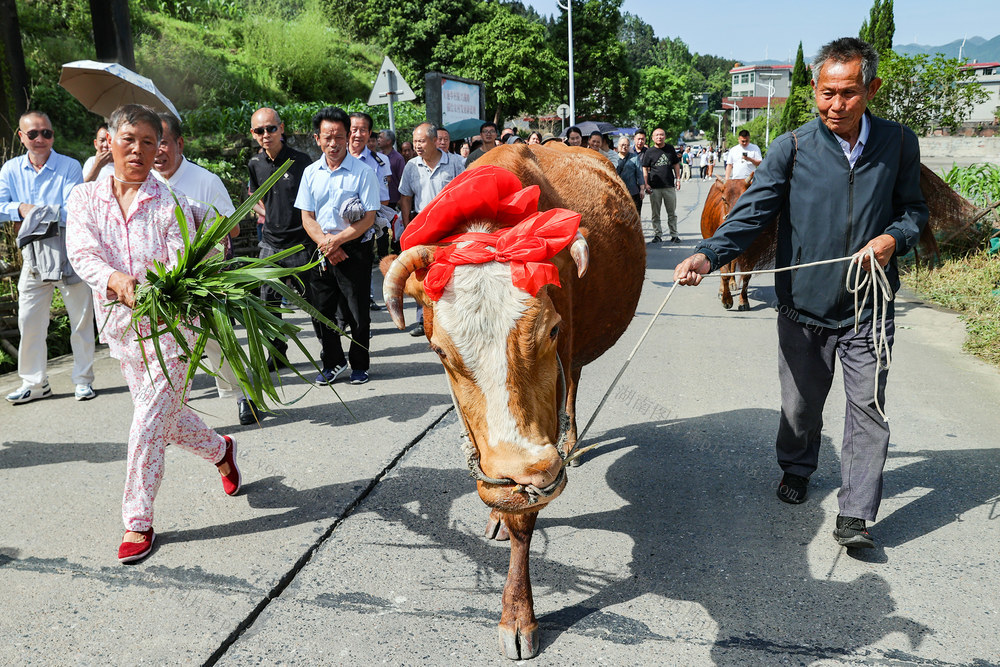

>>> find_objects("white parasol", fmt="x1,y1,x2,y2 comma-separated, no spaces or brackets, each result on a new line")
58,60,180,120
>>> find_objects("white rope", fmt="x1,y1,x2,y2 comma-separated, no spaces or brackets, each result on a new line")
845,248,893,421
572,282,679,455
574,248,893,465
715,249,892,421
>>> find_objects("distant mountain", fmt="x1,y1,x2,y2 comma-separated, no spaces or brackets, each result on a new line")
894,34,1000,63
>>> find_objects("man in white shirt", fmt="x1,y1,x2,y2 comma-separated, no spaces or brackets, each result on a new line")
151,113,254,425
82,123,114,183
1,110,94,404
725,130,763,180
435,127,465,168
398,123,464,337
347,112,391,311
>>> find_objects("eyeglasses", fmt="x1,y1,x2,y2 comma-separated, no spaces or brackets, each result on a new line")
24,129,53,140
252,125,279,136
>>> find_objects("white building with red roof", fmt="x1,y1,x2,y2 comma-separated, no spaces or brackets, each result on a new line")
723,64,792,125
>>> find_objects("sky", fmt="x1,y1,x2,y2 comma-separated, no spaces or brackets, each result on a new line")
524,0,1000,64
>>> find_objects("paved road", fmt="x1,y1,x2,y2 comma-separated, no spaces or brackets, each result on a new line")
2,175,999,666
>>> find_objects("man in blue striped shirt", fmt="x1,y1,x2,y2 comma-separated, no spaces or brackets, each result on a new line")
0,111,95,404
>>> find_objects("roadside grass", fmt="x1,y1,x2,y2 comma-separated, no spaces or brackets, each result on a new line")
902,250,1000,367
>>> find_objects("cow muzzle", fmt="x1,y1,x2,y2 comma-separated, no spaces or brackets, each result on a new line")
476,465,567,512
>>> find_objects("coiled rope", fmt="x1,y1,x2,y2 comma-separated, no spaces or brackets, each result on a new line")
569,247,894,466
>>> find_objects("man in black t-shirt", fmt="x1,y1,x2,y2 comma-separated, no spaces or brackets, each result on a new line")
247,107,314,368
641,127,682,244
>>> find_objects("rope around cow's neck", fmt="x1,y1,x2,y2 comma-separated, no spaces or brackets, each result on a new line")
568,247,893,466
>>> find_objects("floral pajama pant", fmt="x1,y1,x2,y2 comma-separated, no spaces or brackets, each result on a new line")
119,340,226,531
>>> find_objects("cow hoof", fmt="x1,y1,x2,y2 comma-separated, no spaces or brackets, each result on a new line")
738,302,750,311
498,624,539,660
721,300,733,310
485,510,510,541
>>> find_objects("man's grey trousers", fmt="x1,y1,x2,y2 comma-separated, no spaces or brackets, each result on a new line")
648,187,677,237
776,312,894,522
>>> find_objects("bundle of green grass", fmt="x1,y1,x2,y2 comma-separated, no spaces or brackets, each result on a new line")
128,160,338,410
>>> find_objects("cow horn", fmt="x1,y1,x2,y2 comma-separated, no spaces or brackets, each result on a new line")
570,231,589,278
382,245,436,330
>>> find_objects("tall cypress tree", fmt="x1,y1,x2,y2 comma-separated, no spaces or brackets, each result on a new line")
860,0,894,56
791,42,809,88
780,42,810,134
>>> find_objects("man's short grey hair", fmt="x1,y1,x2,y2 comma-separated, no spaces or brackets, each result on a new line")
158,112,183,141
379,129,396,144
108,104,163,142
415,123,438,142
812,37,879,86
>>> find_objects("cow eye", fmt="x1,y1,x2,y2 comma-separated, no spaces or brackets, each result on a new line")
549,324,560,340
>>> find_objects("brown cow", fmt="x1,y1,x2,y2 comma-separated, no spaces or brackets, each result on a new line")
381,142,645,659
700,175,776,311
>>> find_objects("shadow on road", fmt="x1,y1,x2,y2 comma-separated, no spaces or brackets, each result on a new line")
305,406,999,663
0,440,124,469
249,391,450,429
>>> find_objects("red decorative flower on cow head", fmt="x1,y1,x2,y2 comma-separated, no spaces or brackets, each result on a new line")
400,166,581,301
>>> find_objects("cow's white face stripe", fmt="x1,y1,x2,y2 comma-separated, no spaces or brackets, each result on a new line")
434,261,551,459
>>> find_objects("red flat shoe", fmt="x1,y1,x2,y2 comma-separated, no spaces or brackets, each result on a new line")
218,435,241,496
118,529,155,564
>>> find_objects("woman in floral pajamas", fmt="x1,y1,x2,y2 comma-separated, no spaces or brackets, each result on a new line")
66,104,241,564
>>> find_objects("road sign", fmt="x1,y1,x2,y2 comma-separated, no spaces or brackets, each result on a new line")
368,56,416,106
556,104,570,120
367,56,416,134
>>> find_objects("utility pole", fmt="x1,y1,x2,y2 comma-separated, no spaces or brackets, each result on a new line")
724,97,743,136
556,0,576,126
757,73,781,147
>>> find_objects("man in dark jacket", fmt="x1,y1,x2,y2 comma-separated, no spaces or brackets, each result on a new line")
674,37,928,549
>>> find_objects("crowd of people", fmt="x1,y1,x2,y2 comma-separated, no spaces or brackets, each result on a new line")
2,36,912,561
0,103,748,563
0,106,759,434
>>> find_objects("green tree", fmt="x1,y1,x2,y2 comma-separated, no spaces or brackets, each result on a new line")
618,12,658,70
694,53,736,111
780,42,812,134
550,0,637,119
791,41,809,88
323,0,488,93
780,86,816,133
452,5,562,121
859,0,894,57
630,65,691,139
870,52,988,134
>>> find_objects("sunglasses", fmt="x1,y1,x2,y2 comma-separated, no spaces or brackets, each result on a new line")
252,125,279,136
24,129,53,140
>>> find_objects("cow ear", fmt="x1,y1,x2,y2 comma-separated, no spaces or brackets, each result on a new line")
405,271,433,308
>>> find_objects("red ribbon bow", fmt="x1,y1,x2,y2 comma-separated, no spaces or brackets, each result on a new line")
400,166,581,301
